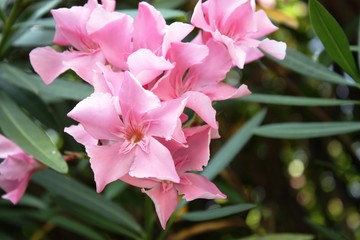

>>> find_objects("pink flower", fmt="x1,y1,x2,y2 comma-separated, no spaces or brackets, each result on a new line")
29,0,120,84
152,40,251,128
121,125,226,229
191,0,286,68
0,135,42,204
67,72,188,192
87,2,193,85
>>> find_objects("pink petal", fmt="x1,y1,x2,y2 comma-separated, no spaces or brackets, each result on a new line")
162,22,194,55
51,7,93,50
127,49,174,85
175,125,212,173
249,10,278,38
147,97,187,140
203,83,251,101
208,0,248,28
62,50,105,84
67,92,122,141
191,0,211,31
87,142,133,192
167,42,209,75
92,63,125,95
0,135,22,158
29,47,73,84
64,124,98,146
259,38,287,60
133,2,166,52
119,72,161,116
1,174,31,205
87,8,133,70
188,39,232,87
120,174,158,189
182,91,218,129
143,183,178,229
130,138,179,183
176,173,226,201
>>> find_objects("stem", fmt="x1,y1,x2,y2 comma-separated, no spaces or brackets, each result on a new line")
0,0,23,59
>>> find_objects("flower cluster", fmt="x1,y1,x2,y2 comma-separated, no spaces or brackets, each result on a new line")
28,0,286,228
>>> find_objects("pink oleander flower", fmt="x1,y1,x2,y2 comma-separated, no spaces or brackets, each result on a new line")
121,125,226,229
29,0,120,84
0,135,43,204
191,0,286,69
66,71,188,192
152,39,251,128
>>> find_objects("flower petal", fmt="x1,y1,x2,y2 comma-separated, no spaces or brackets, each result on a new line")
176,173,226,201
0,135,22,158
67,92,121,141
130,138,179,183
133,2,166,52
259,38,287,60
87,142,133,192
175,125,212,173
64,124,98,146
182,91,218,129
127,49,174,85
143,183,178,229
119,72,161,116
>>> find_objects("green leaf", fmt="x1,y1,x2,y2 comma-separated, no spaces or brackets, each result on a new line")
46,216,106,240
0,63,41,93
0,63,93,101
13,28,54,47
120,8,186,19
0,92,68,173
153,0,187,9
181,204,255,222
253,122,360,139
309,0,360,82
203,109,266,180
41,78,93,101
32,170,142,235
357,18,360,70
237,93,360,106
237,233,314,240
266,48,359,88
57,199,139,239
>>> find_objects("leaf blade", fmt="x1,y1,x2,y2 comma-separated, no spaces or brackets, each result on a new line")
203,109,266,180
32,169,142,234
181,204,255,222
0,92,68,173
253,122,360,139
309,0,360,82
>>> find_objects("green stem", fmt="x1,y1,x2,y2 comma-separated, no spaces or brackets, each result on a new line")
0,0,24,59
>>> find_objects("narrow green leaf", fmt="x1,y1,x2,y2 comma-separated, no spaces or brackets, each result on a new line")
47,216,106,240
266,48,359,88
357,18,360,70
0,63,41,93
237,93,360,106
120,8,186,19
40,78,93,101
0,63,93,101
254,122,360,139
0,92,68,173
181,204,255,222
153,0,187,9
32,170,142,234
203,109,266,180
237,233,314,240
57,199,140,239
13,28,54,47
309,0,360,82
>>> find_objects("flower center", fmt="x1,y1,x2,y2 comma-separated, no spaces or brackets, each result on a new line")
128,130,144,144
